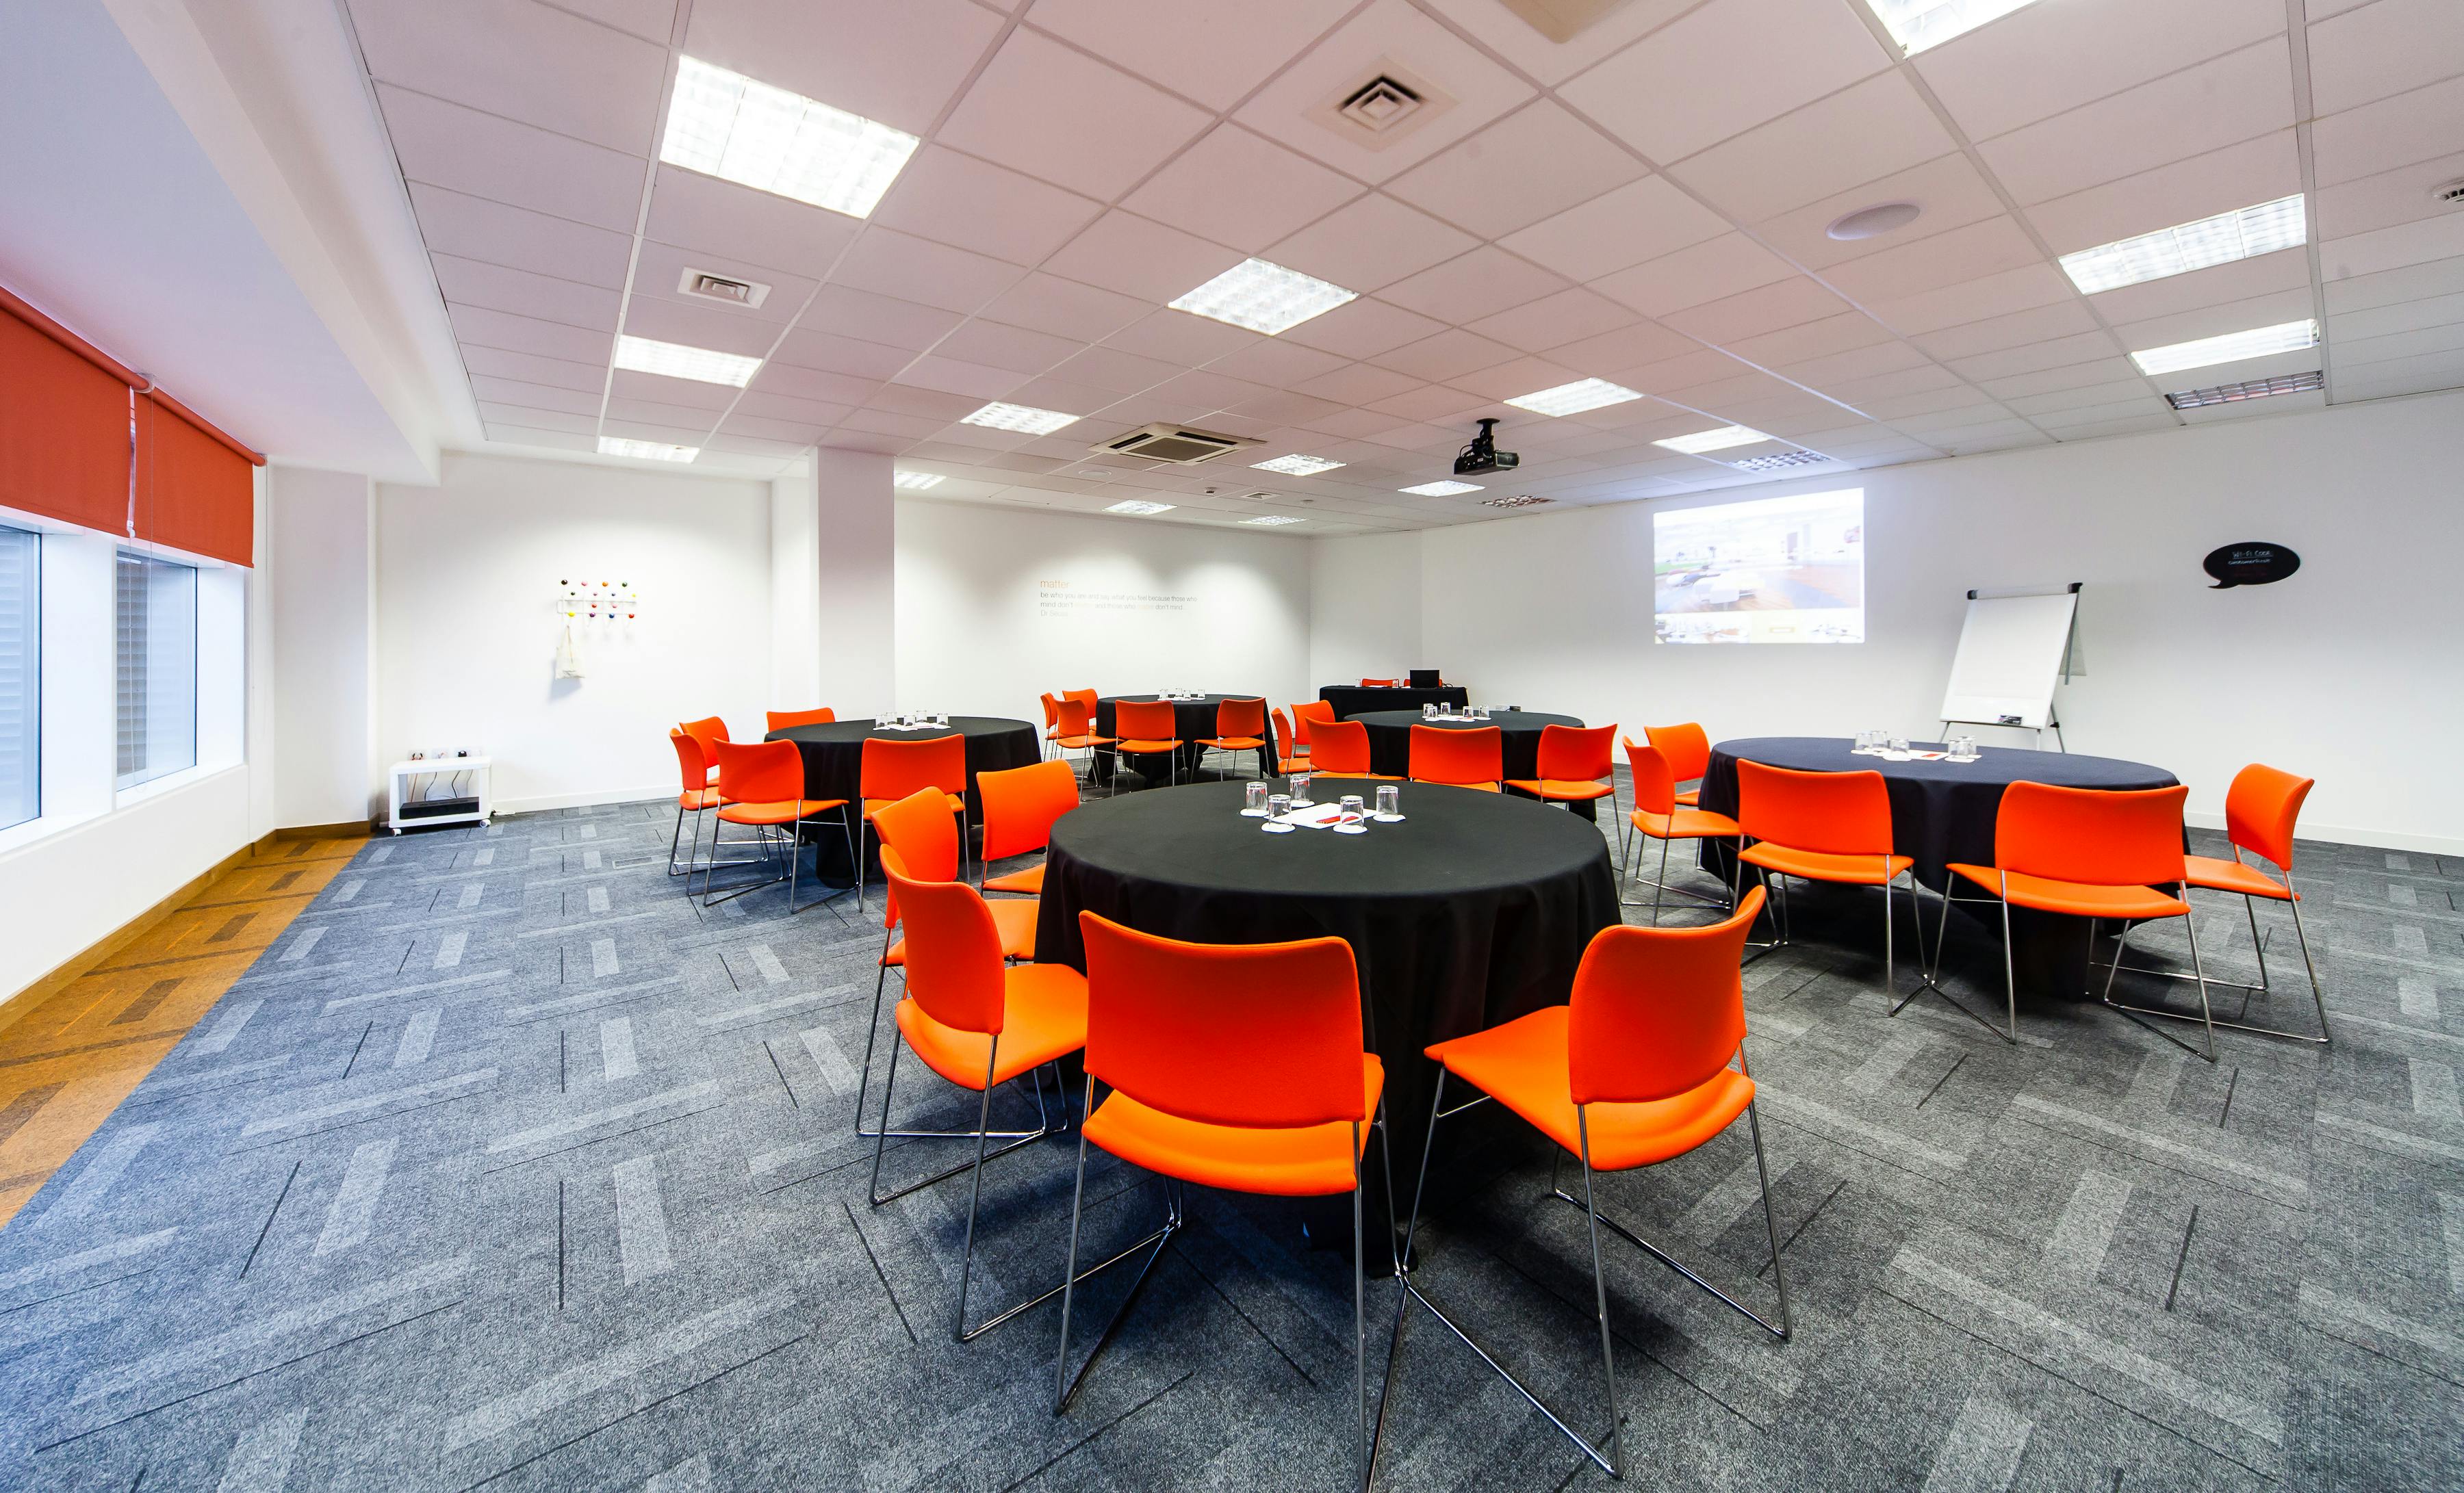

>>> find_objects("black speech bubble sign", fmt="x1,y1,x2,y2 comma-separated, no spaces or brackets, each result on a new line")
2205,542,2300,588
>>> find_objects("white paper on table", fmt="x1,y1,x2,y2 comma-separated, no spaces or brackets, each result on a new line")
1274,804,1348,829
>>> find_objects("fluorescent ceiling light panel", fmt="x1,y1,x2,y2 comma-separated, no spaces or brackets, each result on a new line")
2164,370,2323,410
1504,378,1643,417
598,437,699,463
1242,515,1305,525
1169,259,1357,335
892,470,944,490
960,402,1080,435
1400,480,1483,496
1252,453,1346,476
2059,196,2307,295
1105,499,1175,515
2129,320,2318,378
1862,0,2040,54
613,335,761,387
1654,425,1764,455
660,55,919,218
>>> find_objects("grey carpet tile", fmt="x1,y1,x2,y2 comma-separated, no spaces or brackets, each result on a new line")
4,776,2463,1492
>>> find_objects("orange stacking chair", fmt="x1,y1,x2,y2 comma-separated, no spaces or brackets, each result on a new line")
1359,677,1399,687
1305,720,1393,781
868,852,1088,1340
1622,742,1741,924
1396,888,1783,1480
1645,722,1712,806
666,729,724,878
1061,913,1390,1488
1112,699,1186,788
855,788,1040,1141
765,707,836,729
1734,761,1914,992
1409,724,1503,792
2100,764,2331,1046
1063,687,1099,728
1507,723,1619,820
857,733,970,910
977,759,1079,896
1038,692,1063,757
1053,696,1116,790
1917,783,2216,1054
1198,697,1270,780
699,739,854,915
1271,707,1310,773
680,714,729,788
1296,699,1339,733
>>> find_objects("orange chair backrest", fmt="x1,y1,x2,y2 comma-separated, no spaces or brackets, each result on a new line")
1360,677,1397,687
1064,688,1099,718
1645,723,1710,784
766,707,836,730
2223,763,2311,870
1997,781,2189,888
1624,740,1678,817
1569,887,1765,1106
1411,724,1502,787
1536,723,1616,782
1296,700,1339,740
979,759,1078,861
1039,692,1060,731
882,853,1005,1035
669,729,710,796
1215,697,1266,740
872,784,962,887
1079,911,1365,1129
1272,707,1300,754
862,732,966,803
1309,720,1374,775
680,714,730,763
1057,696,1097,739
711,738,801,805
1115,699,1178,742
1736,760,1892,857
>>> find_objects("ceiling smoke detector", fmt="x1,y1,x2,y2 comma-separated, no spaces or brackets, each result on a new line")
1314,60,1455,151
677,268,771,308
1826,203,1923,241
1090,423,1253,465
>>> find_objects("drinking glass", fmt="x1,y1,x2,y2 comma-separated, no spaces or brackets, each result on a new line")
1287,769,1314,806
1244,781,1269,816
1263,792,1294,832
1374,783,1402,821
1888,736,1910,754
1424,703,1437,720
1335,794,1368,834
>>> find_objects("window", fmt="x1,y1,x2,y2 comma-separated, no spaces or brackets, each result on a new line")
0,525,34,829
115,551,196,790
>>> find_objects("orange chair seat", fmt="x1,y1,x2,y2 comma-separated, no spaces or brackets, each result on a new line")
718,797,847,826
1630,807,1741,840
1423,780,1501,792
1426,1007,1754,1172
1116,738,1183,754
1739,843,1912,885
865,792,966,820
1057,733,1116,749
886,897,1039,965
2185,854,2294,901
984,863,1045,895
678,788,723,810
893,964,1088,1089
1199,735,1266,751
1675,788,1699,806
1948,864,2190,920
1316,770,1399,781
1506,778,1615,801
1083,1056,1385,1197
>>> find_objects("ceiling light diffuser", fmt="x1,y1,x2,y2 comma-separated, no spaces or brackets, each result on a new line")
660,56,919,218
1654,425,1765,455
1105,499,1175,515
613,335,761,387
1242,515,1306,525
1253,453,1346,476
1862,0,2041,55
598,437,699,463
1401,480,1483,496
1505,378,1643,417
892,470,944,490
2129,320,2318,378
960,402,1080,435
1170,259,1357,335
2164,370,2324,411
2060,196,2307,295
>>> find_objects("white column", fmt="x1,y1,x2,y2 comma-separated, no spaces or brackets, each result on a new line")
807,447,895,715
769,468,823,710
266,465,377,827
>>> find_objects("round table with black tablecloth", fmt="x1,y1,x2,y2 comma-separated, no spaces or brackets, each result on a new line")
1094,693,1279,786
1350,710,1598,820
1318,684,1469,720
1034,780,1621,1232
766,716,1042,883
1696,737,2179,998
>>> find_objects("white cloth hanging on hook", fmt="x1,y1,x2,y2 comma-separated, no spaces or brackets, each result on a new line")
554,623,587,679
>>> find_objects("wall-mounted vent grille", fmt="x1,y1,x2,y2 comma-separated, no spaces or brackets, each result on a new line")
677,268,771,309
2165,370,2323,410
1091,424,1251,465
1481,494,1553,509
1313,60,1455,152
1728,450,1831,472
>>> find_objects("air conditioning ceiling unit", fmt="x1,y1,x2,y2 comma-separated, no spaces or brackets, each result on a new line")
1091,424,1254,465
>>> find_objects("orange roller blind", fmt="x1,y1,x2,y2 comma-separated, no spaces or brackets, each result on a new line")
0,290,136,534
133,390,259,567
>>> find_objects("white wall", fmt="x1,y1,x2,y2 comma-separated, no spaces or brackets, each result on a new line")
1309,530,1424,688
896,499,1313,726
268,465,374,826
375,452,772,814
812,448,895,713
1385,389,2464,851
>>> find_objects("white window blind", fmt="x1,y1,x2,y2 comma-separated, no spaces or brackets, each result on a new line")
115,551,196,791
0,525,34,829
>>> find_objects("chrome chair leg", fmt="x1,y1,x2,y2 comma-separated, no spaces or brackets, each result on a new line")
1575,1109,1624,1481
2096,885,2331,1046
2097,891,2221,1063
1893,885,2020,1043
1053,1081,1183,1414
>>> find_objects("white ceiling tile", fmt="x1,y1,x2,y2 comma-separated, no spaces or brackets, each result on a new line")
890,354,1029,400
641,166,862,278
975,274,1151,343
1821,217,2045,308
861,385,986,420
2311,74,2464,187
2324,257,2464,316
1775,339,1932,387
1977,39,2294,207
2331,348,2464,402
1916,0,2285,142
734,390,854,426
2316,150,2464,241
683,0,1005,136
1912,299,2102,361
932,320,1087,376
1612,347,1760,398
2337,324,2464,367
1558,0,1890,164
829,227,1019,314
348,0,668,151
1368,328,1524,382
1227,389,1351,426
604,397,717,431
1370,383,1493,426
870,146,1105,266
1044,344,1183,394
1546,320,1700,377
1024,0,1347,109
1120,124,1365,255
462,343,609,391
1385,101,1647,239
1864,263,2077,337
1044,211,1248,304
470,375,600,415
723,413,833,443
431,254,621,331
485,421,599,452
620,296,780,356
1723,311,1896,369
2322,213,2464,283
449,302,613,364
1750,152,2010,272
797,286,966,350
1448,356,1582,404
541,0,675,44
838,408,947,439
1297,405,1409,438
1376,246,1574,324
407,183,635,287
628,241,819,324
376,85,645,233
937,27,1212,200
1294,362,1426,405
2038,414,2174,441
1277,296,1450,360
1590,233,1795,317
476,400,597,434
1203,337,1353,386
2005,380,2164,416
1661,276,1851,344
2110,288,2315,352
2018,133,2301,255
1667,74,1958,226
2081,248,2309,326
1817,363,1966,403
1417,0,1697,85
1464,287,1643,354
999,376,1122,417
754,363,882,406
1266,194,1482,294
2305,0,2464,116
610,368,736,410
1973,356,2143,400
1943,330,2123,382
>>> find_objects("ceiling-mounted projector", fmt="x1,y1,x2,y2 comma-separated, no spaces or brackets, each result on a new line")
1453,418,1519,477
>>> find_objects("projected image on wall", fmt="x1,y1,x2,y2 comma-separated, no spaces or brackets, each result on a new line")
1653,489,1864,645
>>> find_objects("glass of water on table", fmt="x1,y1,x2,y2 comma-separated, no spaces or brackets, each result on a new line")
1287,768,1315,806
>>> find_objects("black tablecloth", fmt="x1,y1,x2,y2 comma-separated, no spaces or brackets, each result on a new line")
767,716,1042,881
1036,781,1620,1208
1318,684,1469,719
1094,694,1279,783
1352,710,1596,820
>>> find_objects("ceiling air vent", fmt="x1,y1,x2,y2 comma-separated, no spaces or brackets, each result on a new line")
1313,60,1455,152
677,268,771,309
1728,450,1832,473
1482,495,1554,509
1091,424,1253,465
